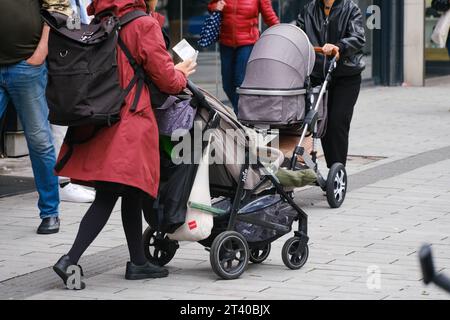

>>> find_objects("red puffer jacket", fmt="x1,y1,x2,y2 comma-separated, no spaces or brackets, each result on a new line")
208,0,279,48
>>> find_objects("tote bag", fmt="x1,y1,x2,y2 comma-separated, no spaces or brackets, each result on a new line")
198,12,222,48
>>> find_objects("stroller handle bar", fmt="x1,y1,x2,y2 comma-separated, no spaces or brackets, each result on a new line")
187,80,206,103
187,80,214,113
419,244,450,293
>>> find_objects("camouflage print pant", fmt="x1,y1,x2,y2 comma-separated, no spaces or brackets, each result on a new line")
41,0,73,17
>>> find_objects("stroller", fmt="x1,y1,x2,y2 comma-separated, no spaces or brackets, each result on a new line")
237,24,347,209
143,80,310,280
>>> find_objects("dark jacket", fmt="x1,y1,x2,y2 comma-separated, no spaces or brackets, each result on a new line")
297,0,366,80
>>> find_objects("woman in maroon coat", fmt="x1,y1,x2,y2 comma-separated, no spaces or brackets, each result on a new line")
53,0,196,288
208,0,279,112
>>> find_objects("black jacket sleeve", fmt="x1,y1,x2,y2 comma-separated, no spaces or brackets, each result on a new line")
296,6,306,30
336,5,366,58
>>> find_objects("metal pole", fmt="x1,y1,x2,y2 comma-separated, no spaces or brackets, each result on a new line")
180,0,183,42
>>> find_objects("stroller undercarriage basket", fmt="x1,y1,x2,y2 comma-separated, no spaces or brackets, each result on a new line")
213,195,298,244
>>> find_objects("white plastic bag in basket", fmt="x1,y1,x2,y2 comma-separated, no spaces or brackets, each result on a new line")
167,140,213,241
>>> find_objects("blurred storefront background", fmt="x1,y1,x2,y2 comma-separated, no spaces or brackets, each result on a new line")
1,0,449,158
155,0,446,94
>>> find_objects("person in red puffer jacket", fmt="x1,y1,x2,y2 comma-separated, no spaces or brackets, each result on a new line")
208,0,279,112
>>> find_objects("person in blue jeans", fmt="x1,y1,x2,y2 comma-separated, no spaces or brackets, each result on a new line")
220,45,254,113
447,32,450,56
0,0,72,234
209,0,280,113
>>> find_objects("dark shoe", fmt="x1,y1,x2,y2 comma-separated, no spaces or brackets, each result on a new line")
37,217,60,234
53,255,86,290
125,261,169,280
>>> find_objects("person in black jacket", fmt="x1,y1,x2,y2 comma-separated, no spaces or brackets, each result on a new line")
297,0,365,168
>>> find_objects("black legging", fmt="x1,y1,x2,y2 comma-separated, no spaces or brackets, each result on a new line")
320,74,362,168
67,186,147,266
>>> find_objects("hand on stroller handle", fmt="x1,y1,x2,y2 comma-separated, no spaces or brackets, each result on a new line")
314,46,340,60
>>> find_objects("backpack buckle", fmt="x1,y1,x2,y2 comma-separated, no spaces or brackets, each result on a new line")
81,32,94,42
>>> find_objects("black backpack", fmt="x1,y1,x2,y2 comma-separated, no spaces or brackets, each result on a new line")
43,10,152,127
42,10,170,172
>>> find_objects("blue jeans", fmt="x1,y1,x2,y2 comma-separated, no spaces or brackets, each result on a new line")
220,44,254,113
0,61,59,219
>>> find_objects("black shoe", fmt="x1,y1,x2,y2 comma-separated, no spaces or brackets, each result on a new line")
125,261,169,280
53,255,86,290
37,217,60,234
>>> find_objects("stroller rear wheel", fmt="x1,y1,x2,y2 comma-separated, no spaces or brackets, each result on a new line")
282,237,309,270
249,243,271,264
210,231,249,280
326,163,347,208
143,227,179,267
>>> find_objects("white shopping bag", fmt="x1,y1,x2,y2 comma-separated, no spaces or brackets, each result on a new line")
167,140,213,241
431,10,450,48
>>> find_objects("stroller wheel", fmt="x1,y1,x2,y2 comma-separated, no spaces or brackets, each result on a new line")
210,231,249,280
282,237,309,270
143,227,178,267
326,163,347,208
249,243,271,264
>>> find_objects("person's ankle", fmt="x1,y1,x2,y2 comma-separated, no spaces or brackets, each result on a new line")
130,260,149,267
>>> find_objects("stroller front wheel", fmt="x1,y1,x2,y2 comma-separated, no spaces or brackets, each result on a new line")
143,227,179,267
249,243,271,264
282,237,309,270
326,163,347,208
210,231,249,280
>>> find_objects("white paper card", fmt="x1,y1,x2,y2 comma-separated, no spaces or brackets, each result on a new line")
173,39,199,63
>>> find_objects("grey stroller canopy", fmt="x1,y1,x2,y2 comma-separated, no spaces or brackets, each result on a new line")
237,24,315,126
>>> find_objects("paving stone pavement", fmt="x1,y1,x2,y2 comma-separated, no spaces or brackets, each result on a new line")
1,76,449,300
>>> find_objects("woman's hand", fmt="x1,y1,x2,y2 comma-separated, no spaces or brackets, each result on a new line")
175,59,197,78
215,0,226,11
322,43,340,60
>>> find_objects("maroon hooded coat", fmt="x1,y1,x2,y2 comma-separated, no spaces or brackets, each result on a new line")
56,0,187,198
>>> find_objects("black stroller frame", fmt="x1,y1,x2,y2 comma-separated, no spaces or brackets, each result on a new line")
143,81,310,280
288,54,348,209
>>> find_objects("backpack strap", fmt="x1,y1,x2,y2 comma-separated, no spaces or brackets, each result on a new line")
116,11,151,112
117,37,146,112
119,10,149,26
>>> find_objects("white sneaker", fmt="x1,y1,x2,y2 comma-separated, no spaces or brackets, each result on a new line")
59,183,95,203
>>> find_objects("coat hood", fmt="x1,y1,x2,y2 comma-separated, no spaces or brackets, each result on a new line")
88,0,147,17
